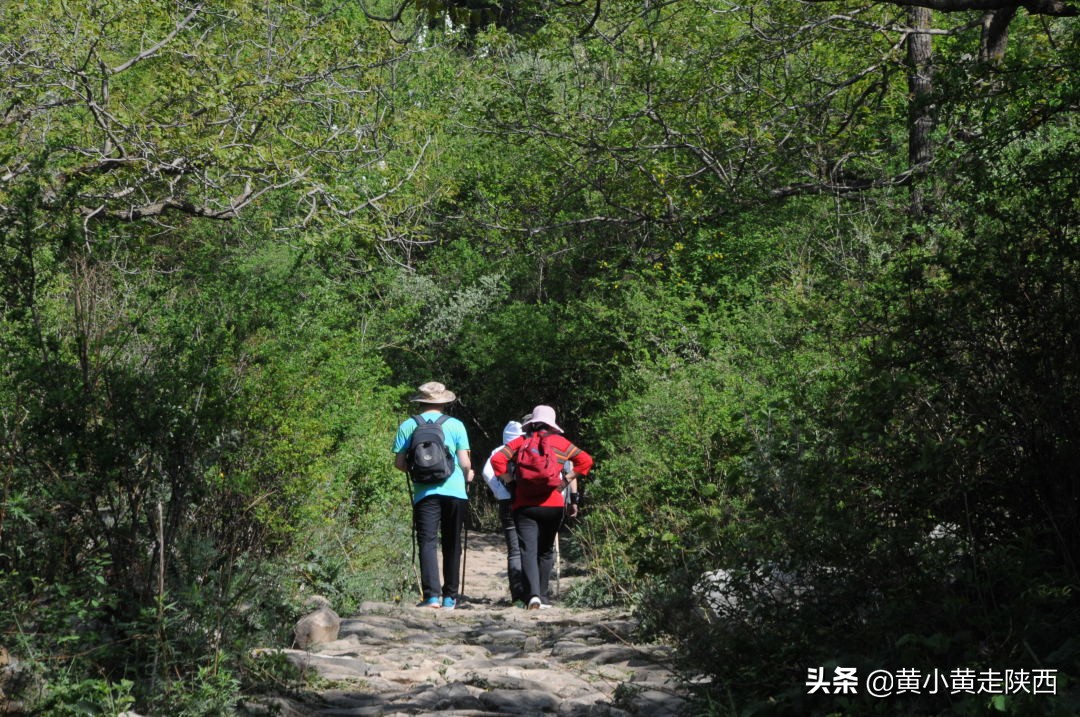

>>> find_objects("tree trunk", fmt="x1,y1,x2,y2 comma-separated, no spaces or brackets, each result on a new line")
980,7,1017,64
907,7,935,226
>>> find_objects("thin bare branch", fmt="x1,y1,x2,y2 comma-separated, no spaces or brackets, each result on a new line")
109,2,207,74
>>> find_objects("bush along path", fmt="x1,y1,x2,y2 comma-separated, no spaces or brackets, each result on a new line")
247,532,690,716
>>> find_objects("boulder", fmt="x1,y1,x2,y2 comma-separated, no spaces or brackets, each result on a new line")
292,596,341,650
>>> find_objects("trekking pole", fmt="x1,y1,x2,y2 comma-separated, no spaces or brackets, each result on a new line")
413,539,422,599
406,475,422,600
554,531,561,598
461,477,471,598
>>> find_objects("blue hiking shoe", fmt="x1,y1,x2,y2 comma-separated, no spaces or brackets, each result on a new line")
420,597,441,608
441,596,456,610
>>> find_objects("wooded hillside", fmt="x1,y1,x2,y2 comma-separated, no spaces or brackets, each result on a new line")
1,0,1078,714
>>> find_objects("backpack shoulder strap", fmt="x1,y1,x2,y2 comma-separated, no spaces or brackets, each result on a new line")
433,414,450,427
412,414,427,427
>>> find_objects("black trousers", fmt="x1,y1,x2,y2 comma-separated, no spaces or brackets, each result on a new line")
413,495,467,601
513,505,564,602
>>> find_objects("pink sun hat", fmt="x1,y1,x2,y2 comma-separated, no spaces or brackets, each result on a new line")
527,405,563,434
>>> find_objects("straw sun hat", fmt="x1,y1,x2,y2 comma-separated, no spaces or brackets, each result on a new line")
409,381,457,404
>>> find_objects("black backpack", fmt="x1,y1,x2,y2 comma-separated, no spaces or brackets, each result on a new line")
407,414,455,484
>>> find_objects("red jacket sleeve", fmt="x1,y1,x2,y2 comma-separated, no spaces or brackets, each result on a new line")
551,435,593,476
489,436,523,476
568,447,593,476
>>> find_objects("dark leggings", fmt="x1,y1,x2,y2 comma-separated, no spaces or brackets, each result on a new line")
513,505,564,602
499,499,527,602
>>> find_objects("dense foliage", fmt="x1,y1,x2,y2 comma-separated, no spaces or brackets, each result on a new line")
1,0,1077,714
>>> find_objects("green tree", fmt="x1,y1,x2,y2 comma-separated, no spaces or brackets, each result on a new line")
0,1,425,710
0,0,415,226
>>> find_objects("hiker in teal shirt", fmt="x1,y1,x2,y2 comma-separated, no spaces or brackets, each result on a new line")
392,381,473,609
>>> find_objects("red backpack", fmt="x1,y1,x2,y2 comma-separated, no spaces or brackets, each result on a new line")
514,430,564,495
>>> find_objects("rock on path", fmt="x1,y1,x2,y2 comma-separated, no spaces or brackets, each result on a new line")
248,533,689,717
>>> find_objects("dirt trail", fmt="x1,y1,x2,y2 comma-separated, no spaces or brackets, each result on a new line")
249,532,690,716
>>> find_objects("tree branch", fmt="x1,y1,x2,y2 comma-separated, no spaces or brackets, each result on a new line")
804,0,1077,16
356,0,413,23
768,167,920,199
75,175,300,222
109,2,207,75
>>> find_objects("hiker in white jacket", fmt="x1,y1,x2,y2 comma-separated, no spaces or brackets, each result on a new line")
482,421,527,604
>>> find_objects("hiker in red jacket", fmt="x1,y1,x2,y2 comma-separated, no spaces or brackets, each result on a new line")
490,405,592,610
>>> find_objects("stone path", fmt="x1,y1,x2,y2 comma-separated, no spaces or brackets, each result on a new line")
248,533,690,716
